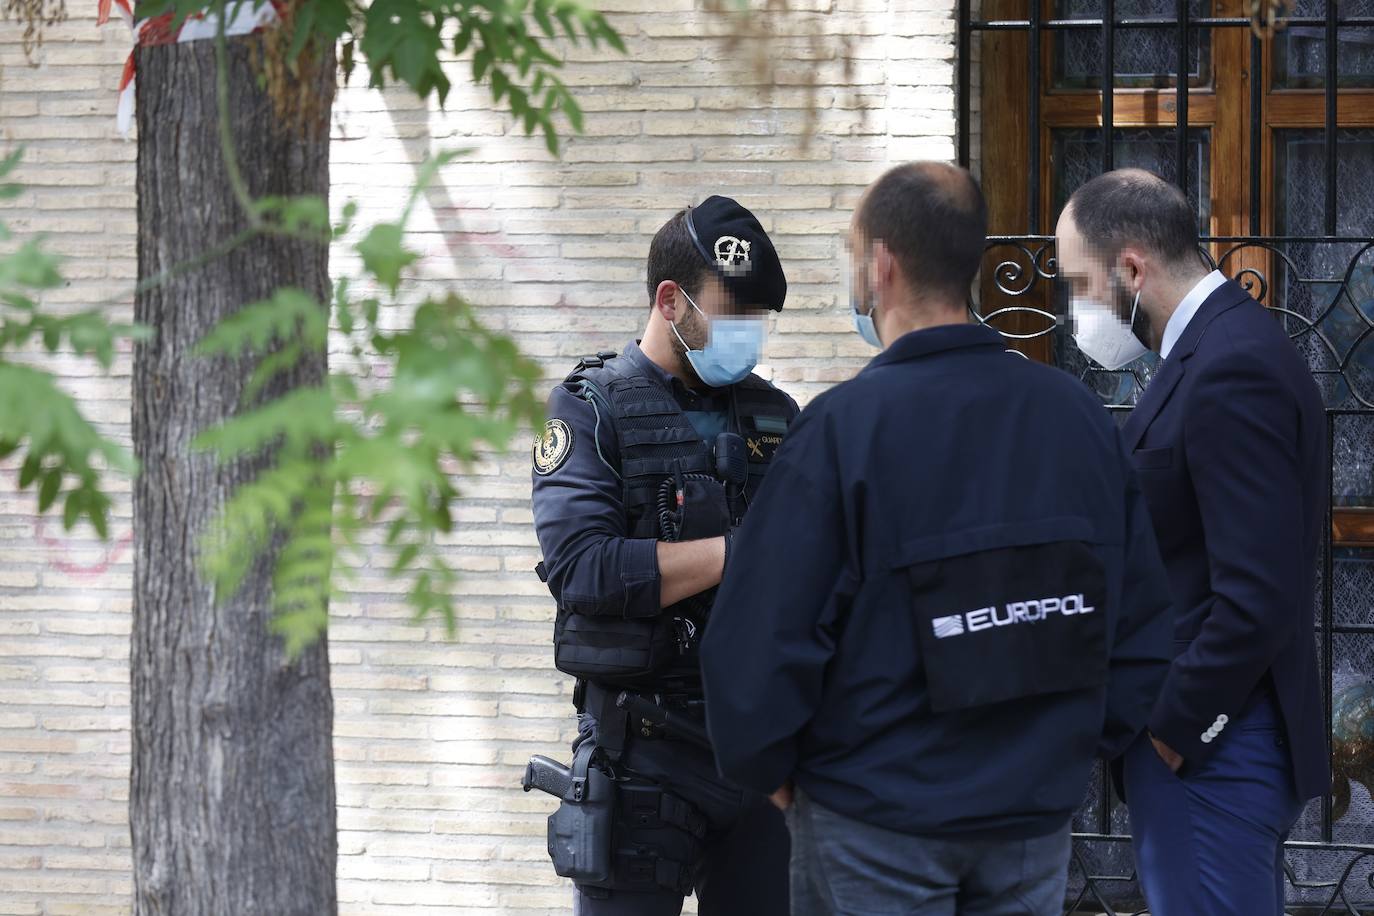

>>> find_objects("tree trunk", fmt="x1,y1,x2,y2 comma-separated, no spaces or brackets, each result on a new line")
131,35,338,916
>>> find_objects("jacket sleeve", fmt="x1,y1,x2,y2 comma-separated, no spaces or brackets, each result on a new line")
531,384,661,619
701,411,849,795
1099,439,1174,760
1148,348,1305,764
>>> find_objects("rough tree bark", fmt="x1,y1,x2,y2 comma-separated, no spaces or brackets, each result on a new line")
131,35,338,915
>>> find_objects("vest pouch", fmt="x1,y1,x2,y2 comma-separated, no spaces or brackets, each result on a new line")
904,518,1110,714
554,610,678,684
670,476,730,542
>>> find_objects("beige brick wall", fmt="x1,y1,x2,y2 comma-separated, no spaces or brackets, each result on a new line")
0,1,957,911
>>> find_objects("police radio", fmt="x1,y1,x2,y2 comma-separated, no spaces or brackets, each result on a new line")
714,432,748,488
656,467,729,543
656,436,747,541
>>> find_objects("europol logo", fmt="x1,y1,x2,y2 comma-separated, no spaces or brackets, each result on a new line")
932,614,966,639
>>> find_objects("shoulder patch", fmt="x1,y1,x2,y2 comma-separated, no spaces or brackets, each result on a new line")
533,418,574,476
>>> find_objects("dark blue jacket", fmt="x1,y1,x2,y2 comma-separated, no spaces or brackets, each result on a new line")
701,323,1174,840
1123,280,1329,799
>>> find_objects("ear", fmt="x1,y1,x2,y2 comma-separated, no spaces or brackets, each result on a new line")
1118,248,1148,293
653,280,680,322
871,240,895,288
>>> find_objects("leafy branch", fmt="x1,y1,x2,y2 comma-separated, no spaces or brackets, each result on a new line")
193,156,542,653
0,148,146,539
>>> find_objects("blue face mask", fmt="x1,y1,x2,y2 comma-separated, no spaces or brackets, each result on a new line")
672,288,765,388
847,259,883,349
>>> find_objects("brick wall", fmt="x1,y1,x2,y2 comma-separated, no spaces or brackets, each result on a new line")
0,1,957,911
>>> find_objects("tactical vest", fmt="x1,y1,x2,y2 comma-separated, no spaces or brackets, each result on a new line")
550,350,796,690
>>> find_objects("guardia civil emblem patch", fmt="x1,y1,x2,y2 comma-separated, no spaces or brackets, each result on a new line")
533,418,574,476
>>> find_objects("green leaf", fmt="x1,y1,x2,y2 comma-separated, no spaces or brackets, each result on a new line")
62,488,83,530
472,46,492,83
391,541,421,575
355,223,418,295
244,342,305,403
89,496,110,539
37,467,60,512
193,386,338,459
561,88,585,133
532,2,555,37
402,148,466,225
334,199,359,238
0,147,22,180
195,287,327,358
18,452,40,489
490,68,510,102
286,0,318,63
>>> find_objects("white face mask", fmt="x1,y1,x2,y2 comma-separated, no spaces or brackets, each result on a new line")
1070,287,1149,370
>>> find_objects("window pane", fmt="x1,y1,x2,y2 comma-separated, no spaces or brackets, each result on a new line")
1272,0,1374,89
1051,127,1210,222
1272,129,1374,483
1054,0,1212,89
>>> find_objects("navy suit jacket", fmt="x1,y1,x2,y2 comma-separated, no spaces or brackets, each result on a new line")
1123,279,1329,800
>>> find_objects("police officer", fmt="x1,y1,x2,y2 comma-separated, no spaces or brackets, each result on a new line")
528,196,798,915
700,163,1175,915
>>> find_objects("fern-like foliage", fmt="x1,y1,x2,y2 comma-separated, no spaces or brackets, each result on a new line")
194,151,542,654
0,149,145,538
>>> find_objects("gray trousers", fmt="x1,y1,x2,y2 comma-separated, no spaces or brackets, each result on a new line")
786,790,1071,916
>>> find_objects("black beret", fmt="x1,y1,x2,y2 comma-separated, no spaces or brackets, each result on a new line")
685,195,787,312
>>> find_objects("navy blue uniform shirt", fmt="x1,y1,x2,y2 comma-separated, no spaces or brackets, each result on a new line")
701,323,1174,840
532,342,765,619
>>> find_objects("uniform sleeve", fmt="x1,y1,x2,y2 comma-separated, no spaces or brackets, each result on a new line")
1148,349,1305,765
1099,439,1173,760
531,384,661,619
701,411,849,794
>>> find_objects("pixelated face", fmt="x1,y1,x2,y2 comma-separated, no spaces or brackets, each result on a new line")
672,275,772,355
844,217,872,311
691,275,771,321
1054,207,1116,311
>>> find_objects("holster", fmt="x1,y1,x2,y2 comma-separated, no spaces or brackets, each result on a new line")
543,719,708,896
547,741,615,885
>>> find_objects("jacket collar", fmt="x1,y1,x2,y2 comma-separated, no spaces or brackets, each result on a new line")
865,322,1008,372
1160,278,1249,365
1122,279,1250,451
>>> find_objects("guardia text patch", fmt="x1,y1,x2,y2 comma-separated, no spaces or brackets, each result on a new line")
745,433,784,462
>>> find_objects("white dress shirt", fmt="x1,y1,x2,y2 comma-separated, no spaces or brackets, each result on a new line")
1160,269,1227,359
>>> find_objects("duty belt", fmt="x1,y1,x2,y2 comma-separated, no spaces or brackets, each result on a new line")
580,681,712,757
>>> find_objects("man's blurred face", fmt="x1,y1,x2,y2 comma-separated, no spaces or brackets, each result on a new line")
1056,208,1136,322
845,220,875,315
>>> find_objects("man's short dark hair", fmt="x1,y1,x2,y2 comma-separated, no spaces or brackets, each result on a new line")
646,209,708,306
856,162,988,303
1066,169,1199,266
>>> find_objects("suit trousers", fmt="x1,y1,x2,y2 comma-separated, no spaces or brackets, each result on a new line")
1123,692,1306,916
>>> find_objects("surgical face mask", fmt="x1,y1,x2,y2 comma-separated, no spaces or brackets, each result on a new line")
670,287,765,388
845,253,883,349
1069,284,1149,370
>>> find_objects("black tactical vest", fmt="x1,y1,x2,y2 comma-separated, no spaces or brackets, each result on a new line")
550,350,796,689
